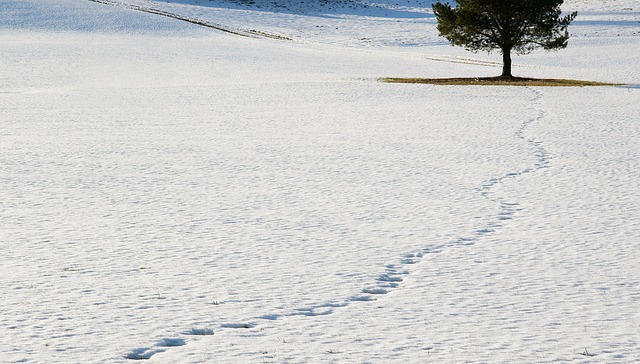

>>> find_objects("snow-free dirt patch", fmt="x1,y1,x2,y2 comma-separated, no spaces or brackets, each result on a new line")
381,77,623,86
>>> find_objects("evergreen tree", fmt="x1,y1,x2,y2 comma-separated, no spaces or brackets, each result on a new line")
432,0,577,78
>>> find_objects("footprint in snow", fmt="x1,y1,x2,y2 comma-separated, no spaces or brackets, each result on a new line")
184,328,215,336
125,337,190,360
362,287,389,295
156,338,186,347
400,257,419,264
349,295,377,301
378,273,404,282
220,322,256,329
292,308,333,316
124,347,165,360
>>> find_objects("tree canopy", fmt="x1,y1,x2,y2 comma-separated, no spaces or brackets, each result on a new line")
432,0,577,78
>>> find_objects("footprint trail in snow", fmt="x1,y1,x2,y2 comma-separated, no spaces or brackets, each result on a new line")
124,87,551,359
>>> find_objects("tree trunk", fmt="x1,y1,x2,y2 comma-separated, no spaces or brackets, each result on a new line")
501,48,512,78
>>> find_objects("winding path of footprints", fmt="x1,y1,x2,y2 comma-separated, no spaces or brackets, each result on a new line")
121,79,552,359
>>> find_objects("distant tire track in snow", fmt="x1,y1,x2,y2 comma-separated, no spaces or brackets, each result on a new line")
423,55,550,72
122,87,553,360
87,0,292,40
424,55,502,68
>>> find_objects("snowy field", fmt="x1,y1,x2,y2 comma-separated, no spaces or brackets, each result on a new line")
1,0,639,362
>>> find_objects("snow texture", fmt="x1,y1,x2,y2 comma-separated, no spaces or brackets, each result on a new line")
1,0,639,362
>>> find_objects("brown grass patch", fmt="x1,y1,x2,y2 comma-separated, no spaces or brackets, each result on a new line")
381,76,622,87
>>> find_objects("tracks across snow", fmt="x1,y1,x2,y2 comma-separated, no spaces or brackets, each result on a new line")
358,86,551,303
424,55,502,68
123,87,552,360
87,0,292,40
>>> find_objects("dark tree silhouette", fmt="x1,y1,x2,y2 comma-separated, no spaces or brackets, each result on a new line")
432,0,577,78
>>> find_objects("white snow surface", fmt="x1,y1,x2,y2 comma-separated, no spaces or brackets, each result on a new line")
1,0,639,362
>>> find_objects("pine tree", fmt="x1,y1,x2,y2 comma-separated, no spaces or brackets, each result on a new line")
432,0,577,78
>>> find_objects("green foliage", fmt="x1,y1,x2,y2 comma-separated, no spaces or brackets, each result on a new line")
432,0,577,54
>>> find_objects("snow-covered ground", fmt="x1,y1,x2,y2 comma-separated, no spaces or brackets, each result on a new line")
1,0,639,362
